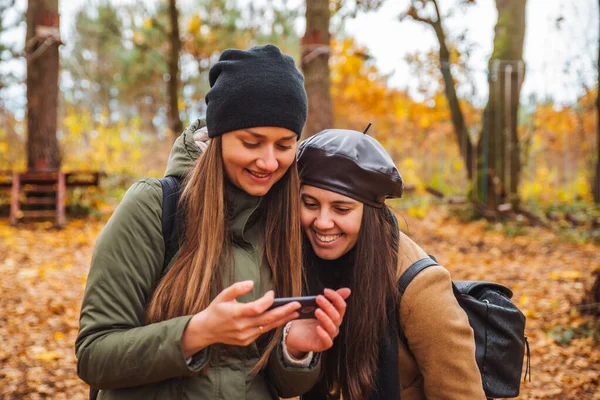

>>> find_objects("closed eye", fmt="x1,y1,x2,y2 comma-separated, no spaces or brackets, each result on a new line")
302,201,318,210
242,141,260,149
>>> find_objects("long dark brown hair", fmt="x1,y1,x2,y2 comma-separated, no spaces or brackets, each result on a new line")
146,136,303,373
304,205,400,399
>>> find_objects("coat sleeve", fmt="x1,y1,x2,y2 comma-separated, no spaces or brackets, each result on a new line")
266,340,322,398
398,233,486,399
75,180,211,389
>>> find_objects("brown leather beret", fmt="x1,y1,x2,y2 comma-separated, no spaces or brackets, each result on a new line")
298,129,404,208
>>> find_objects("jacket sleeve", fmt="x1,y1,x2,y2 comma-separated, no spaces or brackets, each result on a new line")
398,236,485,399
266,340,322,398
75,180,211,389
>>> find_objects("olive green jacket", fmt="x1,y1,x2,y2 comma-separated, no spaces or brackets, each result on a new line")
76,120,321,399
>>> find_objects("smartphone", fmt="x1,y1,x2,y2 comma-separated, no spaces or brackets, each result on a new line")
267,296,318,319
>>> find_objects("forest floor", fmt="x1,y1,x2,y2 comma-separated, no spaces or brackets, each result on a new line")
0,207,599,399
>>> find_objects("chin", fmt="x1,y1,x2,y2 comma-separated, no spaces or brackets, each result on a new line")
313,247,343,261
241,184,272,196
245,188,270,196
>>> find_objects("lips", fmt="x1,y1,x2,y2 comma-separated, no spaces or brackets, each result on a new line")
249,170,270,178
313,230,343,245
246,169,273,182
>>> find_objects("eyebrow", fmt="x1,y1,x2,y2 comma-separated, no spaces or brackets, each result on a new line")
331,200,356,206
301,193,356,205
301,193,317,201
244,129,296,141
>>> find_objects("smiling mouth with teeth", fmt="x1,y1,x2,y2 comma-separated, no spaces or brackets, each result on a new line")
315,232,343,243
248,170,270,178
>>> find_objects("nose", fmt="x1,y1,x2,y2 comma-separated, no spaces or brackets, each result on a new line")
255,146,278,172
313,210,335,231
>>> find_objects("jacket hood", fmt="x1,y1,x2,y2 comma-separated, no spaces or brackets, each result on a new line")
164,119,208,178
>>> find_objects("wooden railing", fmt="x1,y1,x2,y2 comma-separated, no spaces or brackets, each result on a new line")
0,170,104,227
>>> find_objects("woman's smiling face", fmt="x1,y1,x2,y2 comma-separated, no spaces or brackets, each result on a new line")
300,185,364,260
220,127,297,196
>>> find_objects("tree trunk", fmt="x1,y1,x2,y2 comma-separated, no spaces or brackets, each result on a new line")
474,0,526,209
167,0,183,140
594,0,600,203
26,0,61,171
405,0,474,180
302,0,333,138
430,6,474,180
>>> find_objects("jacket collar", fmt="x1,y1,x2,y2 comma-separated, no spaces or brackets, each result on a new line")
224,180,262,244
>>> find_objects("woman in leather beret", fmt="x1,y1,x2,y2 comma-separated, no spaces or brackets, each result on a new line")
297,128,486,400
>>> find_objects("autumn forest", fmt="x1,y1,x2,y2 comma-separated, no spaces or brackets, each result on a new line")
0,0,599,399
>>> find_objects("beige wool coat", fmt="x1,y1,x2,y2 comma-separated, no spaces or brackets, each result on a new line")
395,231,486,399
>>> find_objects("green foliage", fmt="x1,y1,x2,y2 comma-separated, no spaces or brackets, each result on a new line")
500,220,527,238
66,174,140,219
63,2,127,114
0,0,23,102
60,0,301,139
447,203,481,222
547,320,600,345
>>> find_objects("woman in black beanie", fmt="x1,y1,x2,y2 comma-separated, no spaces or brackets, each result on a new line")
76,45,349,400
297,129,485,400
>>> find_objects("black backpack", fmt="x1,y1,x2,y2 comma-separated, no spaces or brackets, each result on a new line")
398,256,530,399
89,176,182,400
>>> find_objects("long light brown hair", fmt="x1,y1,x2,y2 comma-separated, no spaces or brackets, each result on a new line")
304,205,400,399
146,136,303,372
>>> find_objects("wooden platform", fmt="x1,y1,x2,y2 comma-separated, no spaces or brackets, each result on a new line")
0,170,103,227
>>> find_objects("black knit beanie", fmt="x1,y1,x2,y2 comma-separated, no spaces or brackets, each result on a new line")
205,44,308,139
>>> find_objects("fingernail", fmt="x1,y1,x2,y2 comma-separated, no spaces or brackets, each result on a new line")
243,280,254,288
324,288,332,294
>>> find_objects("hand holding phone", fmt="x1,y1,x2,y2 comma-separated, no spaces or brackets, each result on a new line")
283,288,351,353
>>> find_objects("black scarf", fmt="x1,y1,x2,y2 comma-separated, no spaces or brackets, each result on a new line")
300,246,401,400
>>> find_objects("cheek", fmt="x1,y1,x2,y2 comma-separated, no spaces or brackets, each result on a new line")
277,151,296,171
222,146,252,171
300,209,313,230
341,214,362,239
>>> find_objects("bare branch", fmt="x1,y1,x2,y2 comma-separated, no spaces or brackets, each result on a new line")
431,0,442,23
402,5,435,26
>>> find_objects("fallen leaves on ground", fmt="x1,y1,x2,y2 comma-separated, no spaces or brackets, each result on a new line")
399,209,600,400
0,219,102,400
0,208,599,399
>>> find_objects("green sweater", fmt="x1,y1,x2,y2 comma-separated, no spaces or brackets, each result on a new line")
76,120,321,399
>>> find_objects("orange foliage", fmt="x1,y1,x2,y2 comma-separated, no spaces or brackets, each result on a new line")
330,38,480,196
521,90,597,204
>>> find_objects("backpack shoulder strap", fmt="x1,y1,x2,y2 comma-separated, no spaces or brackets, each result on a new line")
89,177,180,400
159,176,182,272
398,257,439,298
397,256,440,348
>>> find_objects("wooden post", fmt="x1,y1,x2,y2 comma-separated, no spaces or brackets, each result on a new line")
56,170,65,227
302,0,333,138
10,172,20,226
26,0,61,171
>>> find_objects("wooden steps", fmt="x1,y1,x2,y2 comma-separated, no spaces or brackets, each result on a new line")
1,170,103,227
9,171,65,227
21,197,56,206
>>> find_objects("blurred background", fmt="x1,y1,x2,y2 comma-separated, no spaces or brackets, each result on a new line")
0,0,599,399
